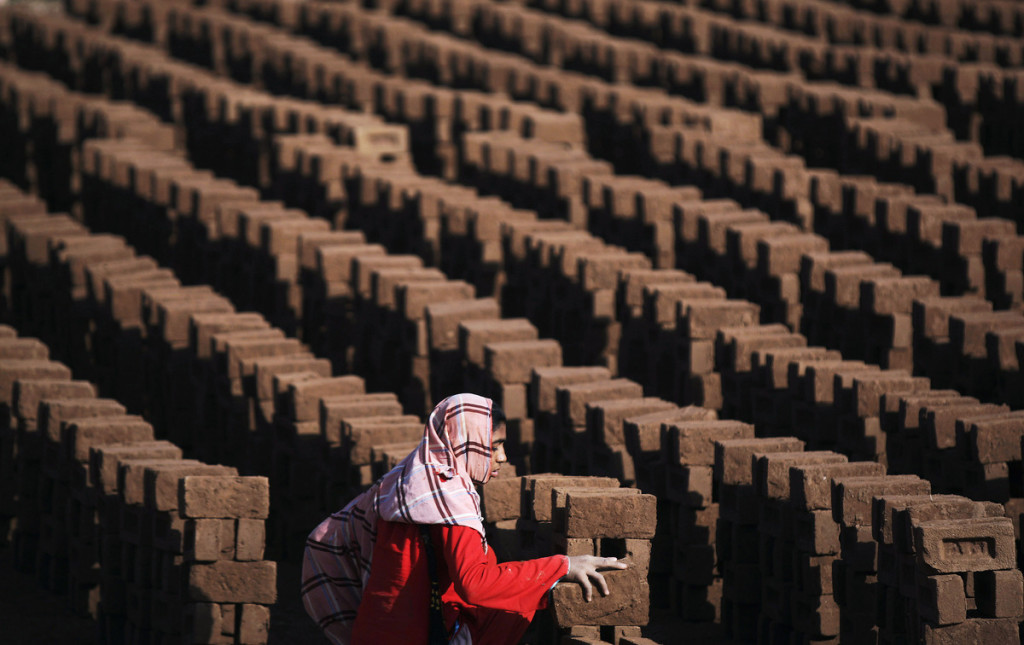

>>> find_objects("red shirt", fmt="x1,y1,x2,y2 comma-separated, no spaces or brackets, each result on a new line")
351,520,568,644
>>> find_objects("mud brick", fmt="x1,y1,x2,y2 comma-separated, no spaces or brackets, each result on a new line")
893,498,1003,554
795,553,834,596
665,465,713,508
90,442,182,496
84,257,160,303
40,398,127,445
319,394,404,444
790,590,840,637
860,276,940,316
715,437,804,487
372,268,447,309
425,298,500,352
914,517,1016,574
644,284,727,328
555,379,643,431
755,452,847,500
459,318,538,366
791,462,886,512
186,561,277,604
481,474,524,522
716,325,806,373
587,398,676,446
920,617,1020,643
531,367,611,416
261,218,331,257
530,476,620,522
189,313,271,359
238,603,270,644
184,519,236,562
253,355,329,402
676,505,719,545
949,311,1024,358
104,272,180,328
844,371,930,417
236,519,266,562
975,569,1024,619
986,326,1024,370
157,296,236,346
873,495,959,546
287,376,365,423
824,263,900,309
0,338,48,361
180,476,269,519
564,490,656,538
624,406,716,457
832,476,931,526
617,269,694,315
695,209,765,257
679,300,760,340
923,402,1008,450
800,361,877,405
912,296,992,342
578,252,652,291
894,391,965,431
12,379,94,424
963,413,1024,464
753,347,840,391
551,567,649,627
800,251,874,297
0,361,73,405
316,243,386,286
484,340,562,385
120,458,195,506
667,420,754,467
918,574,967,625
297,231,366,272
345,417,424,465
64,415,154,464
226,337,306,380
397,280,475,320
756,234,829,278
145,463,239,512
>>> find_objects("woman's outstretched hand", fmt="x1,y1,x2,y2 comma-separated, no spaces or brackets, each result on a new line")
562,555,629,602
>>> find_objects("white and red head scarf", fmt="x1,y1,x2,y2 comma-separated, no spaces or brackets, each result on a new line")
302,394,497,644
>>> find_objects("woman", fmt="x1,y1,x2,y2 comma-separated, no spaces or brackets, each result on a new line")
302,393,626,644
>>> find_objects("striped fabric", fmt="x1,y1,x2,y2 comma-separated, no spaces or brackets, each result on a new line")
301,393,496,645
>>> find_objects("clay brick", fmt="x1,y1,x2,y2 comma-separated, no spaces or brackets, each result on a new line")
564,490,656,538
531,362,610,419
754,347,840,390
800,361,877,404
344,417,424,465
0,338,48,360
144,462,238,511
397,280,475,320
587,398,676,445
238,603,271,644
667,420,755,467
551,567,649,627
794,509,840,555
485,339,562,384
558,379,644,428
236,518,266,562
425,298,500,351
714,437,804,486
949,311,1024,358
923,402,1008,450
39,398,126,444
180,476,270,519
225,338,306,380
859,276,940,316
319,394,404,443
894,498,1003,554
912,296,992,341
158,296,236,345
481,475,523,522
186,561,277,604
623,406,717,454
920,617,1019,644
832,475,931,526
755,451,847,500
185,519,236,562
918,574,967,625
914,517,1017,574
90,441,182,496
459,318,538,366
253,355,329,402
0,361,72,404
577,252,651,291
287,376,366,423
791,462,886,511
190,313,270,359
975,569,1024,618
531,476,620,522
679,300,760,340
963,413,1024,464
64,415,154,463
12,379,94,422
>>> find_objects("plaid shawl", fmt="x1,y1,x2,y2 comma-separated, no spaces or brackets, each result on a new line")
301,393,496,644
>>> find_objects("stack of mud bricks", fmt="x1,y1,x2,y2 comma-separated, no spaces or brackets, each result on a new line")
551,376,645,478
873,493,1023,643
714,323,808,423
947,308,1024,405
527,366,611,475
658,417,754,622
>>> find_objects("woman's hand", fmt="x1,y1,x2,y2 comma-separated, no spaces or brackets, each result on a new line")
561,555,629,602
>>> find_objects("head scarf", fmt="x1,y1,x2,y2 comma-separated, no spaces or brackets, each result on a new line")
301,394,496,645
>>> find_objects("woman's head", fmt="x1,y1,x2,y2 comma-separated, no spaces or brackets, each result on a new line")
428,394,506,484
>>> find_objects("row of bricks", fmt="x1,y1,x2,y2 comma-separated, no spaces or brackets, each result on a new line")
713,435,1022,643
816,0,1024,36
0,167,667,639
693,0,1024,61
0,245,275,645
468,0,1024,161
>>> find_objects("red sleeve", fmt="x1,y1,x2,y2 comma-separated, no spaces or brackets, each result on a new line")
437,525,569,614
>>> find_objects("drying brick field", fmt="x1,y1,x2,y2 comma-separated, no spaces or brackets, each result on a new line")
0,0,1023,642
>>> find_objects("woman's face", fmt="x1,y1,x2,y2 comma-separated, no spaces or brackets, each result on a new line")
490,422,507,479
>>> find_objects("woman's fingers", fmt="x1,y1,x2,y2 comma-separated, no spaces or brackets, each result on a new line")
578,572,594,602
590,571,609,598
